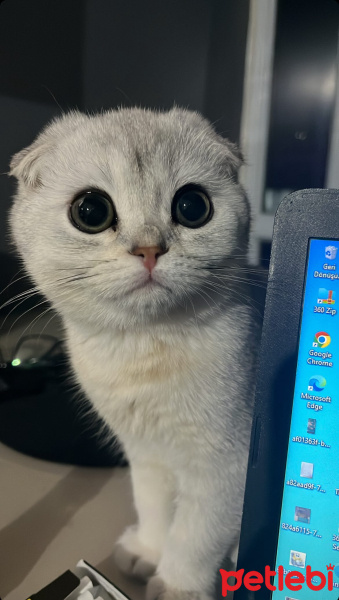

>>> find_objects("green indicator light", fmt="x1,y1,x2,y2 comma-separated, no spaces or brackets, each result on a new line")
12,358,21,366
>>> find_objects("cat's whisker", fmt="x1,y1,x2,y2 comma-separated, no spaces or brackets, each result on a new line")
213,265,267,275
199,282,229,304
188,281,222,314
204,272,268,290
201,273,266,290
17,305,55,342
0,292,42,330
37,310,59,340
5,298,51,346
53,260,114,273
210,280,259,304
179,286,201,334
212,278,267,290
228,289,264,320
53,273,87,283
209,273,273,291
51,272,102,286
189,261,268,275
55,267,95,272
0,287,41,312
3,302,51,359
0,270,31,298
203,281,264,319
190,254,270,265
205,270,267,286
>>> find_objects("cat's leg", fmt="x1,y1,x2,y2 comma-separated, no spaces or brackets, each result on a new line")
114,460,175,582
146,465,242,600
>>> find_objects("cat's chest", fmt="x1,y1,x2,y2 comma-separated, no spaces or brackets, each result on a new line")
76,330,199,386
67,325,221,436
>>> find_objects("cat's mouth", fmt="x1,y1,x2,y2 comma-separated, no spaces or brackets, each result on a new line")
131,279,162,292
129,276,172,294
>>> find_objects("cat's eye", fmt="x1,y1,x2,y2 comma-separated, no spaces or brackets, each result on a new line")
172,185,213,228
69,190,117,233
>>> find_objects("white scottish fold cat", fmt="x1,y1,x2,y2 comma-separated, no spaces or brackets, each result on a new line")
9,108,260,600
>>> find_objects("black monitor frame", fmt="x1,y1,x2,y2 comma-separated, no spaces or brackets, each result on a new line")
234,189,339,599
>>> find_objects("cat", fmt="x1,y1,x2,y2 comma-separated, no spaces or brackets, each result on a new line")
9,107,260,600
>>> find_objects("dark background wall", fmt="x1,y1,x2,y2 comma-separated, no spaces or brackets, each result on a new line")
83,0,249,142
83,0,212,113
265,0,339,193
203,0,249,142
0,0,85,106
0,0,86,263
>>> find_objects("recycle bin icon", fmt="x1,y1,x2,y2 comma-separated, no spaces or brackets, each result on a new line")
325,246,338,260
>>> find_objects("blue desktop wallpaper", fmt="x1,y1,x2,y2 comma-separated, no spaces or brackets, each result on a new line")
272,239,339,600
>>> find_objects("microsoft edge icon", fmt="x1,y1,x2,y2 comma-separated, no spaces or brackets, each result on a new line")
308,375,327,392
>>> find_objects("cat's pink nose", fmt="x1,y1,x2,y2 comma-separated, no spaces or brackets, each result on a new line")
130,245,166,273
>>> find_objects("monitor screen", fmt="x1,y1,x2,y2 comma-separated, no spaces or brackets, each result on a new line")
272,238,339,599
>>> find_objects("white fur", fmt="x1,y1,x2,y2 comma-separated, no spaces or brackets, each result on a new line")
9,108,259,599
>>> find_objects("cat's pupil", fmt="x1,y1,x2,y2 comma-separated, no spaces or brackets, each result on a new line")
69,190,116,233
79,195,108,226
173,187,212,228
178,192,207,221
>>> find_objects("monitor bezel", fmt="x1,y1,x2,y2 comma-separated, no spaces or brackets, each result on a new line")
234,189,339,599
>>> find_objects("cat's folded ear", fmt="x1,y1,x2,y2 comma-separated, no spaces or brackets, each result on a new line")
221,138,244,179
9,139,49,188
9,111,87,188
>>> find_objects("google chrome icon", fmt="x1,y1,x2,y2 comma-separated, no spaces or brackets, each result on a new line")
313,331,331,348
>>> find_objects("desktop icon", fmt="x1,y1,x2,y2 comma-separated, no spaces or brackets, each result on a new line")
308,375,326,391
289,550,306,568
294,506,311,524
317,288,336,305
300,462,314,479
307,418,316,434
313,331,331,348
325,246,338,260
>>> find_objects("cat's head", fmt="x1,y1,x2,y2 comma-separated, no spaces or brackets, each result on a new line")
9,108,250,329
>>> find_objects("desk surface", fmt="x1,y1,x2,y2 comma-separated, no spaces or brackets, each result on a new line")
0,443,145,600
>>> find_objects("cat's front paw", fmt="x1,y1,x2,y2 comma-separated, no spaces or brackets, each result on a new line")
114,543,156,582
146,577,213,600
114,525,159,583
